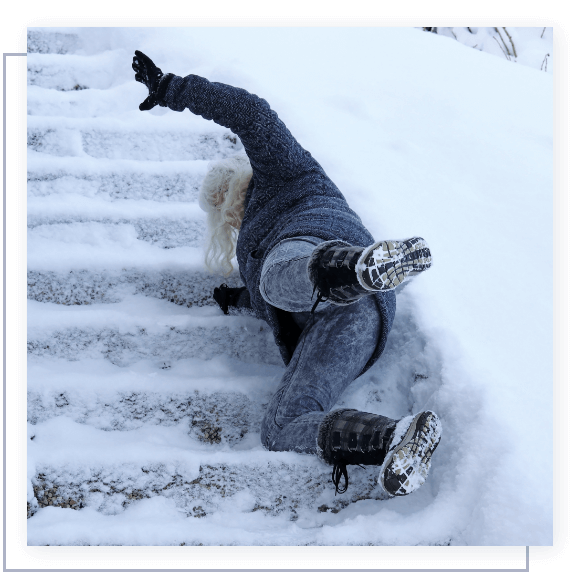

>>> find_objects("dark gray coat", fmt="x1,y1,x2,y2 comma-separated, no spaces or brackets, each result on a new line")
159,73,396,373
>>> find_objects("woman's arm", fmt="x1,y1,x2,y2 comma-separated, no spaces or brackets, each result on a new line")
145,74,314,181
157,73,314,182
132,52,314,182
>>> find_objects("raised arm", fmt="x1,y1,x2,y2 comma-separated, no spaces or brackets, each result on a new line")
132,51,314,182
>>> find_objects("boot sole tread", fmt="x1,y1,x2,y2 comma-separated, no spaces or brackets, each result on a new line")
356,237,432,291
378,411,442,497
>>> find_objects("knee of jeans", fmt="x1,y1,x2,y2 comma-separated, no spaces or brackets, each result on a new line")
357,294,384,336
259,261,279,306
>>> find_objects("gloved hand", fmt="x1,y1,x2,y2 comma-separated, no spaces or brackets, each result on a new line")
213,284,248,315
132,50,164,111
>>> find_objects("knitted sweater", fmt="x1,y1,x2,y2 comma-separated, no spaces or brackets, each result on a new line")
158,73,396,374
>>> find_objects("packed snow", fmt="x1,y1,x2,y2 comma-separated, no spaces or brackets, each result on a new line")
27,26,552,546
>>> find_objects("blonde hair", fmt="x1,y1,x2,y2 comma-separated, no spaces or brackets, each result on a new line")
199,153,253,276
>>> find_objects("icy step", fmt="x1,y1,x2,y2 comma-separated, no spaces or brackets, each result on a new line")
29,217,204,250
26,319,282,367
28,84,146,118
27,266,238,308
28,418,387,524
27,357,281,440
28,194,204,222
27,116,243,161
27,217,212,270
28,152,207,202
27,51,126,91
27,29,81,55
28,194,207,250
27,218,236,305
27,297,282,367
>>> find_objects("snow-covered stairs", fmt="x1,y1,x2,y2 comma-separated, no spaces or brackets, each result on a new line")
28,29,427,545
28,156,208,201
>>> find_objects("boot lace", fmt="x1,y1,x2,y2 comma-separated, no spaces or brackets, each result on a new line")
331,461,366,495
331,461,349,495
310,289,327,315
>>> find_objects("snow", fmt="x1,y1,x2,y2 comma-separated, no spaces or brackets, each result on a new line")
27,26,552,546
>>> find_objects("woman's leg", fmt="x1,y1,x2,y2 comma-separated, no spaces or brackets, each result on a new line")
260,294,381,454
258,239,442,499
259,236,327,313
259,236,382,453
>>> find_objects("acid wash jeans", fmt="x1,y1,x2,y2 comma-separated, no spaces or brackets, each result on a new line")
259,236,382,455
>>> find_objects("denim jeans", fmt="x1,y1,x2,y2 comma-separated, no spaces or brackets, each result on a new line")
259,237,383,455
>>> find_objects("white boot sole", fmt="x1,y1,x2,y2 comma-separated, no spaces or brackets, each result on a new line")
356,237,432,292
378,411,442,497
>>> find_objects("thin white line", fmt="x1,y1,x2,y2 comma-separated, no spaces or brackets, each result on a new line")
2,52,26,569
2,55,5,569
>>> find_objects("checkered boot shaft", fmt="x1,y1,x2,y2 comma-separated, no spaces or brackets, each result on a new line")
308,241,373,307
307,237,432,310
317,408,442,497
317,409,397,494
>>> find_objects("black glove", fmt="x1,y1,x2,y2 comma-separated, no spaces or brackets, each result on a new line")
213,284,249,315
132,50,164,111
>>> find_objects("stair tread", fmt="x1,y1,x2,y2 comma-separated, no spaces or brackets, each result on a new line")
26,295,282,367
27,50,127,90
28,195,204,219
27,296,256,334
28,152,208,202
28,149,210,175
27,29,81,55
28,83,155,118
28,223,205,271
27,112,236,134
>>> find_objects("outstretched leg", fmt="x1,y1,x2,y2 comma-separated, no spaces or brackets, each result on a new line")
258,235,328,313
260,293,382,453
259,234,382,453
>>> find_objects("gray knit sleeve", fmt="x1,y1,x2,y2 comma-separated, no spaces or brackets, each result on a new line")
158,73,314,182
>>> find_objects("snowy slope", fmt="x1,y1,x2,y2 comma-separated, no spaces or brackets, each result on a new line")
26,27,552,546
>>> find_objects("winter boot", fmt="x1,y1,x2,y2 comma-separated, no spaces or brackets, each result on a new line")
317,408,442,497
307,237,432,310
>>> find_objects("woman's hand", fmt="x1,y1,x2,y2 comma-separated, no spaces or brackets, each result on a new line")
132,50,164,111
213,284,249,315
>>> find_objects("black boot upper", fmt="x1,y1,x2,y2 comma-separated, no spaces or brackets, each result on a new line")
307,240,373,310
317,408,397,494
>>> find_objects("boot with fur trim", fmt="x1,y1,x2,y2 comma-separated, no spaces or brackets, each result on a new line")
317,408,442,497
307,237,432,310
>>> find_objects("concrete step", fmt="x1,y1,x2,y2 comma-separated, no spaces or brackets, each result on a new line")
26,207,212,268
27,29,81,55
28,83,143,117
27,153,208,202
27,321,281,367
26,262,242,306
27,419,387,524
28,190,202,217
27,116,243,161
27,51,125,91
27,297,282,367
27,357,279,444
28,216,205,250
28,219,204,266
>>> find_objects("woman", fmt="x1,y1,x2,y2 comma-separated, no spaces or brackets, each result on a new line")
132,50,441,497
